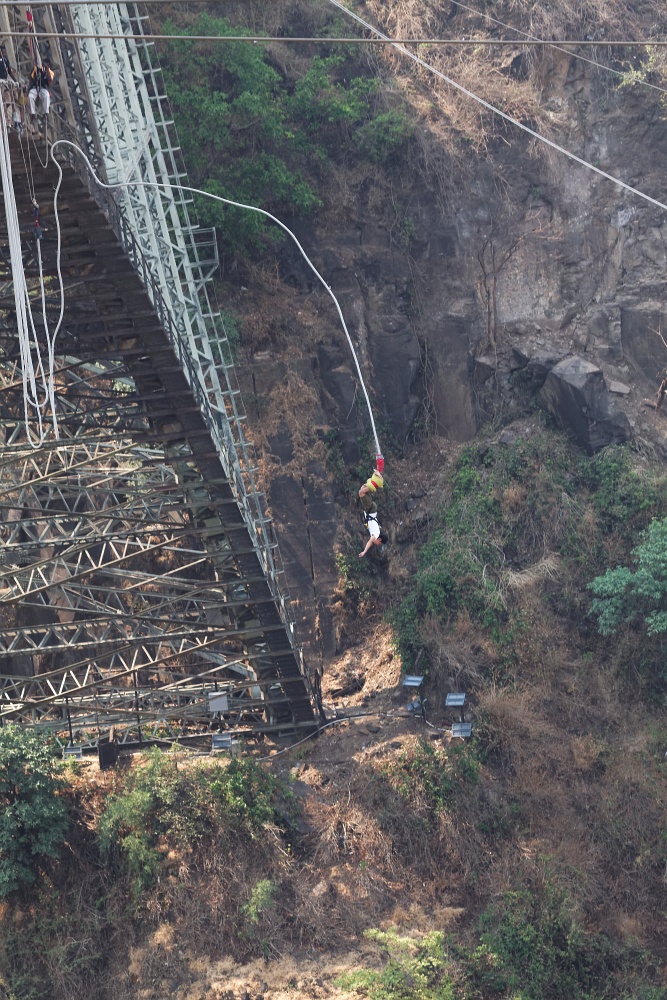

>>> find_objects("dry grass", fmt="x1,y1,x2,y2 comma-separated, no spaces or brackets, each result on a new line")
503,552,561,590
476,683,667,927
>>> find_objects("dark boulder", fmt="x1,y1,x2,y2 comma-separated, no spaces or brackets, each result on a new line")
510,345,530,370
525,347,568,386
538,356,631,454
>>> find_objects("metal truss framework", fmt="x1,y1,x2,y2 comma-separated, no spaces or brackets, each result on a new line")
0,5,320,744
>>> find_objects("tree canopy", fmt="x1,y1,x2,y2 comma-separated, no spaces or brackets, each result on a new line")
0,725,68,896
159,16,411,259
588,517,667,636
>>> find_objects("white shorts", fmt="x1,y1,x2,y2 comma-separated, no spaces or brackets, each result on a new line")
367,518,380,540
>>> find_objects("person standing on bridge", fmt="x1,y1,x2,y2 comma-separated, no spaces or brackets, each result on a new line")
0,47,17,127
28,59,53,129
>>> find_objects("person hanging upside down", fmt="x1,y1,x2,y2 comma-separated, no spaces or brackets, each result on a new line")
358,464,387,557
359,511,388,558
28,60,53,127
358,465,384,505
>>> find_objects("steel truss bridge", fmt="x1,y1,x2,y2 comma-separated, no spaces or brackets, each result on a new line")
0,3,321,747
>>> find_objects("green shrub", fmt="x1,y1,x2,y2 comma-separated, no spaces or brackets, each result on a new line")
589,517,667,637
98,750,282,891
381,739,479,820
355,109,415,164
337,927,455,999
291,55,377,131
472,886,649,999
0,725,68,897
335,547,376,598
242,878,276,928
580,446,666,532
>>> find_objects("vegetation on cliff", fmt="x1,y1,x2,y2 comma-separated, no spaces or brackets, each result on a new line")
390,436,667,680
159,14,412,263
0,726,68,898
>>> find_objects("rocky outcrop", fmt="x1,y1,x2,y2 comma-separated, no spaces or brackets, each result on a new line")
538,356,631,454
620,307,667,380
232,39,667,666
509,344,568,387
429,315,477,441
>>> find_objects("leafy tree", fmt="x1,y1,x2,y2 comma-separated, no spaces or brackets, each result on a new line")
159,16,320,258
589,518,667,636
0,724,68,896
159,16,412,260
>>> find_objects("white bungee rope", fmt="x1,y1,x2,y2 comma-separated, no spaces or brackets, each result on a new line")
0,106,61,445
49,138,385,470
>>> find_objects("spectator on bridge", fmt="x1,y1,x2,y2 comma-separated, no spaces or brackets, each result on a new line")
28,59,53,128
0,47,17,126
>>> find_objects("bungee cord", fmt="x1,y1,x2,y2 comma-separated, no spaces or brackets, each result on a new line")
0,2,64,448
29,122,50,170
0,108,49,445
49,138,384,461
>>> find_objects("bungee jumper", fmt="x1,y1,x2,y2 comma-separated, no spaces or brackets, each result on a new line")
358,459,388,558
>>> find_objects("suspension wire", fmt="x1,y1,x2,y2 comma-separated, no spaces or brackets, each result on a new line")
5,12,27,136
447,0,667,98
325,0,667,216
0,29,666,45
49,138,384,459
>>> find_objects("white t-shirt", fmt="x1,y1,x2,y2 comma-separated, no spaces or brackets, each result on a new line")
368,518,380,540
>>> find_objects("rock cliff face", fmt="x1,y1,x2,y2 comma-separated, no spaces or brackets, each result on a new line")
233,46,667,665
